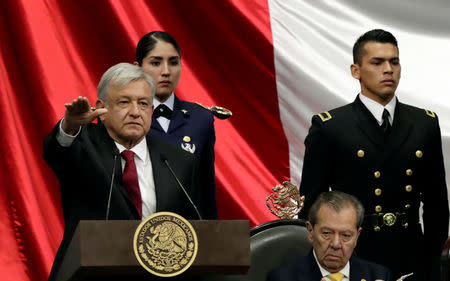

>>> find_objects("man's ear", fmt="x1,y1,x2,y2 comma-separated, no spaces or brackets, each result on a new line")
133,61,139,66
95,99,105,108
356,227,362,239
306,221,314,243
350,63,360,80
96,100,106,122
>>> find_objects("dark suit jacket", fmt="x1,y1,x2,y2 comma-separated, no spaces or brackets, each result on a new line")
149,95,217,219
267,250,392,281
43,121,206,281
299,96,449,280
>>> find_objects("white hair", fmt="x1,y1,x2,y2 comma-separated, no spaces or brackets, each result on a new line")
97,63,155,101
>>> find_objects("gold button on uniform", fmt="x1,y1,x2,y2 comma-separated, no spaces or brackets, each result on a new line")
374,188,382,196
357,150,365,157
403,223,409,228
374,171,381,178
404,204,411,209
415,150,423,158
374,226,381,231
405,185,412,192
375,205,382,213
406,169,413,176
183,136,191,142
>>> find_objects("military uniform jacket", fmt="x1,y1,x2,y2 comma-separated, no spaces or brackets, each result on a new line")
266,250,392,281
299,96,448,280
149,95,217,219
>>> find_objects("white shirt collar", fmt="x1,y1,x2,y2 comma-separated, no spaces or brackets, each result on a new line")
153,93,175,111
114,137,148,163
359,93,396,125
313,249,350,280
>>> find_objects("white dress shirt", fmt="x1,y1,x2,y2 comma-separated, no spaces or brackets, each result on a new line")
56,120,157,219
153,93,175,132
359,93,396,126
313,250,350,281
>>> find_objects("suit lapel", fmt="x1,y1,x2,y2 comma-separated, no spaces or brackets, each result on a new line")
167,95,188,133
352,96,384,146
147,137,172,212
304,250,323,281
377,101,412,166
94,124,140,218
349,256,359,281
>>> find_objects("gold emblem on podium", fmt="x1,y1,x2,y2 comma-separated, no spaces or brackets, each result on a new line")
266,181,305,219
133,212,198,277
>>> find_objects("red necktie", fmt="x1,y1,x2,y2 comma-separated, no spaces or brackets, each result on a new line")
121,150,142,217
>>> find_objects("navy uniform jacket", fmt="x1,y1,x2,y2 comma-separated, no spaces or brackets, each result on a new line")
44,121,206,281
149,95,217,219
299,96,449,280
267,250,392,281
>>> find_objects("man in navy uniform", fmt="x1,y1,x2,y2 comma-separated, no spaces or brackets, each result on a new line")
135,31,217,219
299,29,448,280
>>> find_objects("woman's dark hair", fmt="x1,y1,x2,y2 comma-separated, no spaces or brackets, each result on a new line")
136,31,181,66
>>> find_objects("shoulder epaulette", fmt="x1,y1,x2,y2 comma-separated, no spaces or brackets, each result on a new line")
195,102,209,110
424,109,436,118
318,111,332,122
195,103,232,119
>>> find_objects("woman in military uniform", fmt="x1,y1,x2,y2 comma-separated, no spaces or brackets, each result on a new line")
135,31,218,219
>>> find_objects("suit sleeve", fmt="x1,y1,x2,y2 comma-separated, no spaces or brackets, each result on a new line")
198,114,218,219
43,120,81,180
422,116,449,261
299,115,333,219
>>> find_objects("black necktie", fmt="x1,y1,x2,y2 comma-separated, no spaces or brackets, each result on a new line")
153,104,172,119
381,109,391,135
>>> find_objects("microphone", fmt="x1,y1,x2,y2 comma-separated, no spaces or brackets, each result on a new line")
160,154,203,220
105,150,119,220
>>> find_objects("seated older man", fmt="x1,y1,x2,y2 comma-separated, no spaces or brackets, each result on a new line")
267,191,393,281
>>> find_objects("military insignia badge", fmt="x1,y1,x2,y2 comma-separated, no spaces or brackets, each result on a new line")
266,181,305,219
181,143,196,153
133,212,198,277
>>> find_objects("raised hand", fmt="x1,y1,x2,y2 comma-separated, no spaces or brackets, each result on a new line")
62,96,107,135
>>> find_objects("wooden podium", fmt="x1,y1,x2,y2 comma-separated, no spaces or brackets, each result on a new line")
56,220,250,281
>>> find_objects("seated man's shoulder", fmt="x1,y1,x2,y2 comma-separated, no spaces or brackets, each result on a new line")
266,254,311,281
351,256,392,279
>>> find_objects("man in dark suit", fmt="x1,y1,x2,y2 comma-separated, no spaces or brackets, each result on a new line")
43,63,211,281
299,29,449,280
267,191,392,281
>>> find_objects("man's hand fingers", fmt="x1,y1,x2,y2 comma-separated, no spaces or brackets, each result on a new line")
65,97,92,114
92,108,108,118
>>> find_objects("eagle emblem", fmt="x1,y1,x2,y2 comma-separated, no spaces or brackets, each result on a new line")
266,181,305,219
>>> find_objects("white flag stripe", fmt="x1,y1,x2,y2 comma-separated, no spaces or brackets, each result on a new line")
269,0,450,189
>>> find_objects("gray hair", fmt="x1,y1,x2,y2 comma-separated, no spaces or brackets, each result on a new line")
97,63,155,101
308,191,365,228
